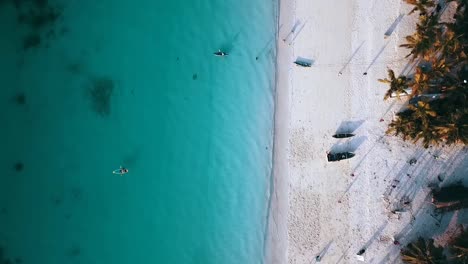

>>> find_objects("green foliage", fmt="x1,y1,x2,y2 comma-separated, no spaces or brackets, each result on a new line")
379,69,412,100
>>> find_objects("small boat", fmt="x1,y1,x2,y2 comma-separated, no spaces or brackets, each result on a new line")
112,166,129,175
327,152,355,162
332,133,355,138
294,61,311,67
214,50,228,57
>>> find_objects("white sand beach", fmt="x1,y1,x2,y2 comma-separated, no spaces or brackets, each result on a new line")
266,0,468,263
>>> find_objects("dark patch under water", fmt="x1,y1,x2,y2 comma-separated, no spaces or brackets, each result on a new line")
13,0,64,50
16,2,61,30
23,33,41,50
66,245,81,257
0,246,21,264
87,77,114,117
66,62,85,75
13,92,26,105
14,162,23,172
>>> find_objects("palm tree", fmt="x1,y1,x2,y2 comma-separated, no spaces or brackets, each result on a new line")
414,127,440,148
401,237,446,264
435,124,460,144
409,101,437,126
429,57,451,79
438,28,466,61
379,69,411,99
410,67,431,94
401,14,441,60
400,32,430,60
404,0,436,15
386,0,468,148
387,115,415,140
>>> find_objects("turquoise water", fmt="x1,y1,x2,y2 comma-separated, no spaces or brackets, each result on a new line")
0,0,277,263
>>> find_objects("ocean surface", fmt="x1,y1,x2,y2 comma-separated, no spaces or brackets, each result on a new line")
0,0,277,263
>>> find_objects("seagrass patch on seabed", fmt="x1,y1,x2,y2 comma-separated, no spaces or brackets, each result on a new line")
85,77,115,117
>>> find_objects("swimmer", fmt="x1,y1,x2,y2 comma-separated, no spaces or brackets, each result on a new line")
113,166,129,176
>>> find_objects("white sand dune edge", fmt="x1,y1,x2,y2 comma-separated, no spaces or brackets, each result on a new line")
265,0,468,264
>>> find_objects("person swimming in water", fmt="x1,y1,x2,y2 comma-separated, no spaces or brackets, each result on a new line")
113,166,129,175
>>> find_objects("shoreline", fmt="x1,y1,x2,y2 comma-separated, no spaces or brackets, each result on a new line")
264,0,293,262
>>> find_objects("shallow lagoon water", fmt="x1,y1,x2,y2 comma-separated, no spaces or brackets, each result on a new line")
0,0,277,263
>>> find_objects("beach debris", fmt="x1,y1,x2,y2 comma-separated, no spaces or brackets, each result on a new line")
355,248,366,261
379,235,392,243
408,158,417,165
363,72,368,75
356,255,365,261
437,174,444,182
315,255,321,262
391,179,400,188
382,195,391,206
388,209,402,220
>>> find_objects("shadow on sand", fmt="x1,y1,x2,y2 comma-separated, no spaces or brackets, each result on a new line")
335,120,365,134
330,136,367,153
